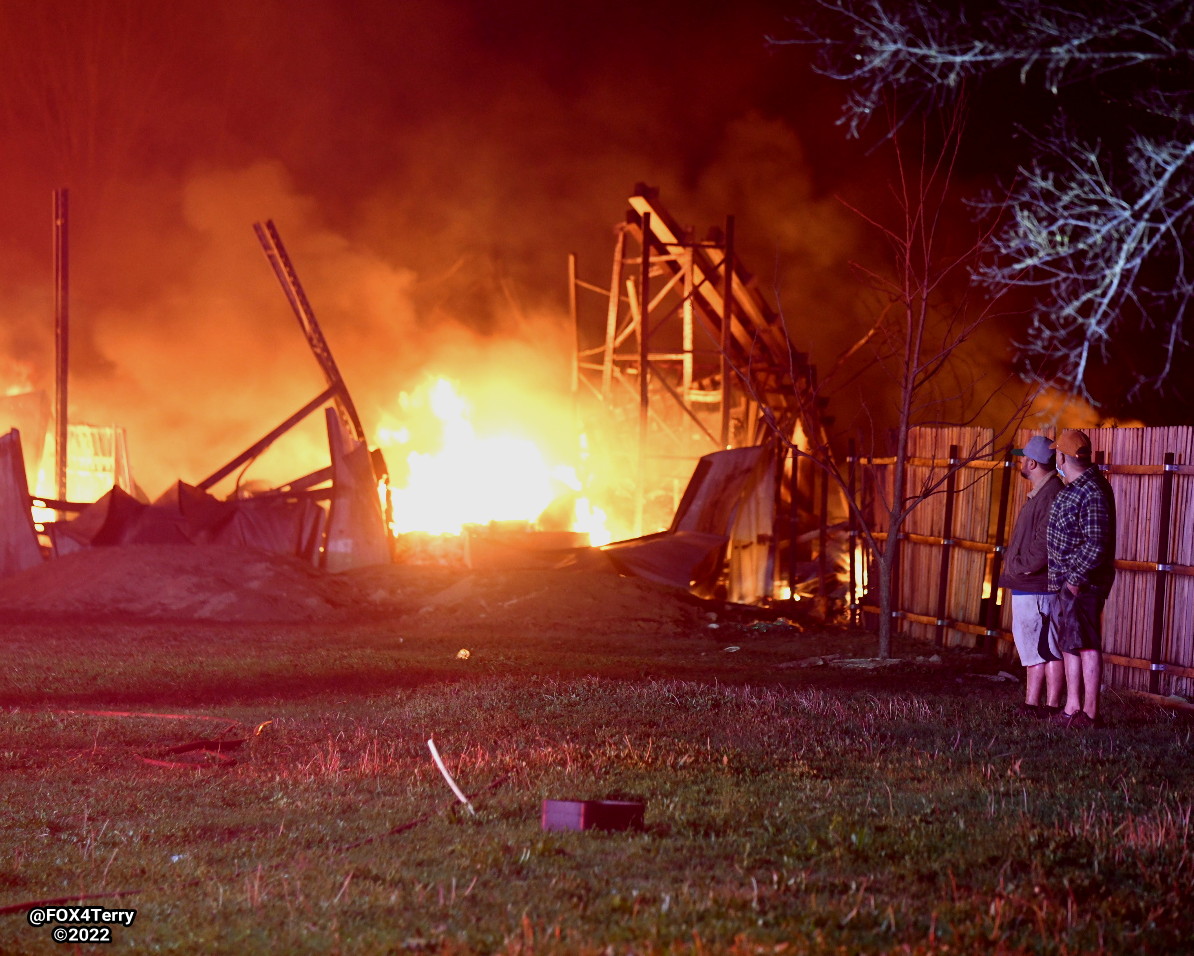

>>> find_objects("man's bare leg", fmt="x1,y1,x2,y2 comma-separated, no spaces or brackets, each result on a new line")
1062,652,1083,716
1044,660,1064,709
1024,663,1045,707
1079,649,1102,719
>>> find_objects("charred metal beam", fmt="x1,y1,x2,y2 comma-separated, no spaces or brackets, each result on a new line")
197,384,338,491
253,220,367,445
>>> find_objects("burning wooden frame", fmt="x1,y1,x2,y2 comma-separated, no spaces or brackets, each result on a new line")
571,186,840,605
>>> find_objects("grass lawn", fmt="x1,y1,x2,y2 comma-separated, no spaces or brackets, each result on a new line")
1,608,1191,954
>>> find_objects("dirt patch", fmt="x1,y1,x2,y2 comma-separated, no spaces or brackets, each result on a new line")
0,545,1021,712
344,562,708,632
0,545,709,631
0,545,1009,694
0,545,360,623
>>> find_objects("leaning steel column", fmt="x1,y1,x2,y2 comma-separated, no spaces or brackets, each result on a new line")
53,188,70,504
254,220,366,444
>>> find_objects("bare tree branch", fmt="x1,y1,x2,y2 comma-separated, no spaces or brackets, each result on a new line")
977,130,1194,397
776,0,1194,402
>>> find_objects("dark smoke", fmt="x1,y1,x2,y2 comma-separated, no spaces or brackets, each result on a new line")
0,0,1032,499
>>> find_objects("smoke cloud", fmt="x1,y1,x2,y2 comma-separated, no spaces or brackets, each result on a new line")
0,0,1029,501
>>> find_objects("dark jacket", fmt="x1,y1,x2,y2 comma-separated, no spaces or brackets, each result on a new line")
999,473,1063,592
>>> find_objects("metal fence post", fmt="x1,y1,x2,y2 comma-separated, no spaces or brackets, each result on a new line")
847,439,857,626
1149,451,1176,695
934,445,959,648
983,450,1015,653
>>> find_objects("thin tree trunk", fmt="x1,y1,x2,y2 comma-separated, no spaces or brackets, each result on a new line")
876,539,895,659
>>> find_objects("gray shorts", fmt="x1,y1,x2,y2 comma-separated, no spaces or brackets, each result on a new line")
1010,592,1061,667
1051,588,1106,653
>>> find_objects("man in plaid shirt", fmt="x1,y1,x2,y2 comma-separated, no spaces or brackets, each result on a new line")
1046,429,1117,728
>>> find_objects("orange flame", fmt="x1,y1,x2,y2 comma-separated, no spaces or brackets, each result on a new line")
377,377,610,544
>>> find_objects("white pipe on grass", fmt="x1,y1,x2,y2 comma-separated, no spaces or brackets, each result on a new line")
427,738,476,815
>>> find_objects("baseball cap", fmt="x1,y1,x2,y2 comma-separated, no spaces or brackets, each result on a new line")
1022,435,1055,465
1050,429,1092,458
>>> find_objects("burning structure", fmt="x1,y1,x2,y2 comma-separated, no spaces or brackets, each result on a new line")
571,185,838,603
1,217,388,579
2,186,839,608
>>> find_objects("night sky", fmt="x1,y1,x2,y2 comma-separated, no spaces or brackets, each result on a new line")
0,0,1044,496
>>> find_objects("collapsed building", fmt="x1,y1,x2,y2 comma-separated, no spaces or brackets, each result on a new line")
1,188,841,606
1,220,389,580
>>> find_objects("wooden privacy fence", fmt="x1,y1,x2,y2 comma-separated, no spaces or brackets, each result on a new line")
850,425,1194,700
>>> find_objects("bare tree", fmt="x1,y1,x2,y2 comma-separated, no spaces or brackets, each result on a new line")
775,0,1194,405
756,107,1032,658
835,112,1030,657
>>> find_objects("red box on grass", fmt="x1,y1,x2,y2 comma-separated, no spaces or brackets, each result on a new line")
541,799,645,832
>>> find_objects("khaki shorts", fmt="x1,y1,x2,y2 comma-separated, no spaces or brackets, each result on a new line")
1010,592,1061,667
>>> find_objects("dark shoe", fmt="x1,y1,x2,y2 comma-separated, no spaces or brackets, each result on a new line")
1017,703,1058,717
1052,710,1103,728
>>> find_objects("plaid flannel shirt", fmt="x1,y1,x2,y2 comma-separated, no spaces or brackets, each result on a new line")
1046,466,1117,594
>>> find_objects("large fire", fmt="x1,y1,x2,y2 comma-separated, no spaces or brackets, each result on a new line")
6,371,615,552
376,377,611,545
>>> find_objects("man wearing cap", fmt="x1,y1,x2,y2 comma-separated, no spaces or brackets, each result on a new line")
998,435,1065,715
1047,429,1117,728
